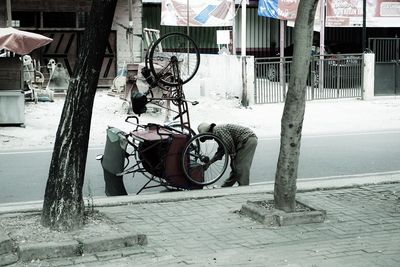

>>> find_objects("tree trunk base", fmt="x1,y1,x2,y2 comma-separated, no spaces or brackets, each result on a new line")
41,199,85,231
240,198,326,226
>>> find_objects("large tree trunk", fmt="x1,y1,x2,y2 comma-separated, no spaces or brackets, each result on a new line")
274,0,319,212
41,0,117,230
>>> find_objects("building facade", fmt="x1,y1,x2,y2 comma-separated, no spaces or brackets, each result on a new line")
1,0,398,91
0,0,143,87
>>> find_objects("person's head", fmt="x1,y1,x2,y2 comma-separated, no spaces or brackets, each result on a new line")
197,122,216,134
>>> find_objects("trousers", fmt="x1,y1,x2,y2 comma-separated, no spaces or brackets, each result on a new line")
222,136,258,187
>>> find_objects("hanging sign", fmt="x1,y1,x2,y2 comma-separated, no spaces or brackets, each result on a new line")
326,0,400,27
258,0,400,27
258,0,322,31
258,0,299,20
161,0,235,27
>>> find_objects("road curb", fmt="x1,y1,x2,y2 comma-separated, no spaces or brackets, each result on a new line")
0,230,17,266
77,232,147,254
1,172,400,214
0,253,18,266
0,231,12,255
16,232,147,262
17,240,80,261
90,171,400,207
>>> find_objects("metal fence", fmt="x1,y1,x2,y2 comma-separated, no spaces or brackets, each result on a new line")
369,38,400,63
369,38,400,95
254,54,363,104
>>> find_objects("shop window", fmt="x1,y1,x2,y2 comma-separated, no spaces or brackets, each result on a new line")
43,12,76,28
12,11,40,28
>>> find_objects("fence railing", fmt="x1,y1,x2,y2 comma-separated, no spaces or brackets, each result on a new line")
369,38,400,63
254,54,363,104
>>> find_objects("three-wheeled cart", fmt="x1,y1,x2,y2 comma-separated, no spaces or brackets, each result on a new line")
98,33,229,195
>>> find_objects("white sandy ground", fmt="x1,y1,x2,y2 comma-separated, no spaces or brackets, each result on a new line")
0,90,400,151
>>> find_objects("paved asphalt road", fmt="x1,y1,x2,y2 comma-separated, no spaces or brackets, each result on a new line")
0,130,399,204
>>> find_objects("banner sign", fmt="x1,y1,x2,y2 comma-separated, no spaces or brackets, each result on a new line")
258,0,321,31
326,0,400,27
258,0,400,27
161,0,235,27
258,0,299,20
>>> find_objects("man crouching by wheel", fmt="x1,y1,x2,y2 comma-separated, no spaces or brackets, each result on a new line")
197,123,258,187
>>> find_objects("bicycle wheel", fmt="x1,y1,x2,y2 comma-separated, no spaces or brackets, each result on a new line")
181,133,228,186
149,32,200,87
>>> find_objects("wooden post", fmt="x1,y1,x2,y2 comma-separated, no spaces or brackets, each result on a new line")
362,0,367,52
231,0,236,55
6,0,11,27
186,0,189,35
241,56,248,106
319,0,325,91
241,0,246,56
279,20,285,100
241,0,248,106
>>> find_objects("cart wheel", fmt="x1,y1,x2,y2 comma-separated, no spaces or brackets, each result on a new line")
181,133,228,186
149,32,200,87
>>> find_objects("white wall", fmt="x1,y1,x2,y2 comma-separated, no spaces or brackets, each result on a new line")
114,0,143,68
184,54,255,105
135,54,255,105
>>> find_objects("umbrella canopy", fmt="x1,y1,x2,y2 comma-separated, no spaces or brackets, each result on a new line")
0,27,53,55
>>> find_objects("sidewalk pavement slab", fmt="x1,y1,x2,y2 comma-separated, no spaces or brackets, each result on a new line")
1,178,400,266
91,182,400,267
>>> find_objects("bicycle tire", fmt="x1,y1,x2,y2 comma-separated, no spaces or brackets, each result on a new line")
181,133,228,186
148,32,200,87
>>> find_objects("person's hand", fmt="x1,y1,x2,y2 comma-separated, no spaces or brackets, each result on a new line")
203,162,210,170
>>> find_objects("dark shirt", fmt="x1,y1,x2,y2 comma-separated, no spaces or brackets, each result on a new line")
212,124,256,154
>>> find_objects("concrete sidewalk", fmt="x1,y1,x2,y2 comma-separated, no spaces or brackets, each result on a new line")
1,175,400,266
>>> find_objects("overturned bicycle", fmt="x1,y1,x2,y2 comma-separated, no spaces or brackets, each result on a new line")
97,33,229,195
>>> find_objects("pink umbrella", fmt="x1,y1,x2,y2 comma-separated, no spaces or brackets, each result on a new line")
0,27,53,55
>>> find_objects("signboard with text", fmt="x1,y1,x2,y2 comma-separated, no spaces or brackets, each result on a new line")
326,0,400,27
161,0,234,27
258,0,299,20
258,0,400,27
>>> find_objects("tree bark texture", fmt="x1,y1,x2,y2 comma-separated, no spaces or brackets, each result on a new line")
274,0,319,212
41,0,117,230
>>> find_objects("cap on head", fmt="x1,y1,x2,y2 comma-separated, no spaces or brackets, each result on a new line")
197,122,212,133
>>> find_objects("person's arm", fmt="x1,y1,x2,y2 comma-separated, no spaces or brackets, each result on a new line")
203,145,225,170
